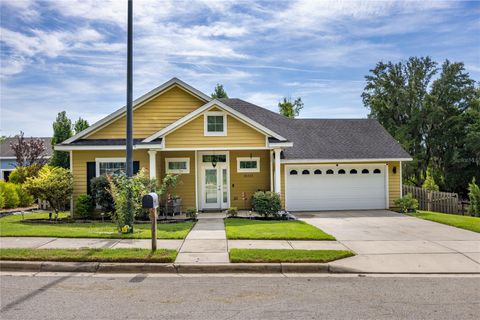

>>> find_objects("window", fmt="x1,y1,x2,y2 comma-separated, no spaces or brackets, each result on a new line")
202,155,227,163
373,168,381,174
290,170,298,175
362,169,369,174
166,158,190,174
350,169,357,174
314,169,322,175
338,169,346,174
302,169,310,175
326,169,334,174
204,112,227,136
96,158,126,176
237,157,260,173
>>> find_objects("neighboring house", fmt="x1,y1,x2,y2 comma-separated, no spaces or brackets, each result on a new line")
0,137,53,181
56,78,411,213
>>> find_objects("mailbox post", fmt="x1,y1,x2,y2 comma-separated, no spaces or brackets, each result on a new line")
142,193,159,251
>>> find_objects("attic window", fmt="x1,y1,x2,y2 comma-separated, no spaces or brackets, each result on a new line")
290,170,298,175
204,112,227,136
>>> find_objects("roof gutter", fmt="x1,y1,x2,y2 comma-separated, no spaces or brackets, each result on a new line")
281,158,413,164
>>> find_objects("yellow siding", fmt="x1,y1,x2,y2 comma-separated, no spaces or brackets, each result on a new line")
229,150,271,209
71,150,150,202
88,86,205,139
279,161,403,209
165,112,266,148
388,161,401,207
158,151,196,209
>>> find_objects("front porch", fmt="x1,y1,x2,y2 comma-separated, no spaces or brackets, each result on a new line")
146,148,283,211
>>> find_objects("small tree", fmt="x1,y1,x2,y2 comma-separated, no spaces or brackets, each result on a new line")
10,132,48,177
278,97,303,118
75,194,94,220
422,168,439,191
74,117,89,134
90,175,115,213
50,111,72,168
211,83,228,99
468,177,480,217
24,165,73,220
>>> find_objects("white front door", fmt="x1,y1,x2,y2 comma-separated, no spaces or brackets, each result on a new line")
199,152,229,210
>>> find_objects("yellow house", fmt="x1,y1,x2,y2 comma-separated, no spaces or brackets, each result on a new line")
56,78,411,214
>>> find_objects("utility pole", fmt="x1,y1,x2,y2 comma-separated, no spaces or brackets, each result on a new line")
125,0,134,232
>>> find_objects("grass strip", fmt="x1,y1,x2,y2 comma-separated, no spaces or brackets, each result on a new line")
410,211,480,233
225,218,335,240
229,249,354,263
0,248,177,263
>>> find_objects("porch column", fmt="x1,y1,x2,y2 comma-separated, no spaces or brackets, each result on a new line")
274,148,281,195
148,150,157,179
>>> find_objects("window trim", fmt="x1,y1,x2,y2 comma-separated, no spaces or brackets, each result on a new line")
204,111,227,136
237,157,260,173
165,157,190,174
95,157,126,177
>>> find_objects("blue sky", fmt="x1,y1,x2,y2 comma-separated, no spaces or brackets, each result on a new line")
1,0,479,137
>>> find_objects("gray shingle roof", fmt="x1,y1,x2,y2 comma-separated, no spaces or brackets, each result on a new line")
60,138,162,146
220,98,410,160
0,137,52,158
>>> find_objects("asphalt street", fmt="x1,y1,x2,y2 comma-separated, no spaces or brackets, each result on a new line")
1,273,479,319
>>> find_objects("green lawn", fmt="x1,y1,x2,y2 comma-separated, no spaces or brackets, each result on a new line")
0,248,177,263
410,211,480,233
0,212,195,239
229,249,353,263
224,218,335,240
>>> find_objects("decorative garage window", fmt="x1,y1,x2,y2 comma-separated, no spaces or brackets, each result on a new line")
166,158,190,174
326,169,334,174
302,169,310,175
362,169,369,174
314,169,322,175
96,158,126,176
373,168,381,174
204,112,227,136
237,157,260,173
350,169,357,174
338,169,346,174
290,170,298,175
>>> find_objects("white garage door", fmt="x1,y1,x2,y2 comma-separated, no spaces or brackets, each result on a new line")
285,164,387,211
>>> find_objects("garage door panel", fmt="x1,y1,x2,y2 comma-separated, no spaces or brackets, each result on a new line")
285,165,387,211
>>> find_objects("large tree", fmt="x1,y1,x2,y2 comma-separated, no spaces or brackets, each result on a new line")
278,97,304,118
50,111,72,168
10,131,48,168
74,117,89,134
362,56,479,195
211,83,228,99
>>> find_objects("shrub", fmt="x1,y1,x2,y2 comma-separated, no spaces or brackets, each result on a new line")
0,181,20,209
8,165,39,184
394,193,419,213
422,168,439,192
185,207,197,219
0,190,5,208
24,165,73,220
252,191,281,217
75,194,94,220
14,184,34,207
226,207,238,217
108,168,155,231
467,177,480,217
90,175,114,213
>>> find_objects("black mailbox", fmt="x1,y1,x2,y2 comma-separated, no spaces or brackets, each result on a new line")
142,193,159,209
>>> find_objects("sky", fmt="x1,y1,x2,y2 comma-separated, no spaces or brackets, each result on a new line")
1,0,479,137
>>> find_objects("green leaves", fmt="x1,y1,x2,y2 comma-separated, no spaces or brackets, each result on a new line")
278,97,303,118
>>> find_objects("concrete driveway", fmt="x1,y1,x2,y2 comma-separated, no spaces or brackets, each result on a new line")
298,210,480,273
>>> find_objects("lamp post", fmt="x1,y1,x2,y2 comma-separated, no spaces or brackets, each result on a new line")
125,0,134,232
